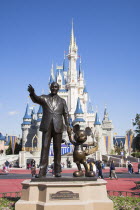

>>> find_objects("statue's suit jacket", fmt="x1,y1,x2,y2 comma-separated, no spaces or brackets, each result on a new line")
30,93,69,133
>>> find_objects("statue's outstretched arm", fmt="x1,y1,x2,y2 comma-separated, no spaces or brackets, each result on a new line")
28,84,45,105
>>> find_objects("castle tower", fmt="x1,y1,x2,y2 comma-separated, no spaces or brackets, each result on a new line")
67,21,78,117
94,112,107,155
21,103,31,150
102,106,114,153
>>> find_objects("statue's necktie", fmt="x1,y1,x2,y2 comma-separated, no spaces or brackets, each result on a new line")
52,96,55,108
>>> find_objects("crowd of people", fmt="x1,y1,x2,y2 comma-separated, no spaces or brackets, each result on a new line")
26,158,140,178
86,158,140,178
9,158,139,178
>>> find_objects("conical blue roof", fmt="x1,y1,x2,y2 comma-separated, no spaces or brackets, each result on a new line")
37,105,43,114
94,112,101,125
75,98,84,114
0,133,6,141
23,104,31,119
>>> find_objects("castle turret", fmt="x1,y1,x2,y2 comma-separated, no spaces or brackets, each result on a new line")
21,103,31,150
94,112,102,143
94,112,107,156
94,112,101,126
102,106,114,153
73,97,85,129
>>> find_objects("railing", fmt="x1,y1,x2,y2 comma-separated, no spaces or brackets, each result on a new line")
0,191,21,198
107,190,140,197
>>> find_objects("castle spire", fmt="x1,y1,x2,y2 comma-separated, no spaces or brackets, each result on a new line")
75,98,84,114
94,112,101,125
104,104,107,115
69,20,78,54
103,105,109,121
70,19,74,48
23,103,31,119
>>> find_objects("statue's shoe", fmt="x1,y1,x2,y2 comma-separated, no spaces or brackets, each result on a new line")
85,171,95,177
55,173,61,177
73,171,84,177
35,174,46,178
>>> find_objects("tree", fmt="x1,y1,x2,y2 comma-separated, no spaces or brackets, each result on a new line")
6,141,12,155
14,140,22,154
133,114,140,134
132,114,140,152
132,135,140,152
6,138,22,155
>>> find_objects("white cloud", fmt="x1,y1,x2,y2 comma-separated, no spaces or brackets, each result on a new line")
8,111,19,116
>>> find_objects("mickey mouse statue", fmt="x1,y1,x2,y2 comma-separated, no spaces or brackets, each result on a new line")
69,125,96,177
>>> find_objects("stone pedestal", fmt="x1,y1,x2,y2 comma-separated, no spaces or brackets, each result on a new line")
15,177,113,210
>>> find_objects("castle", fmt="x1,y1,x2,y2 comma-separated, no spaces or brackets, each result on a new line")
21,23,114,164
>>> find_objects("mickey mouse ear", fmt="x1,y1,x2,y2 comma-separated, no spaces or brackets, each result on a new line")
85,127,92,136
73,124,80,133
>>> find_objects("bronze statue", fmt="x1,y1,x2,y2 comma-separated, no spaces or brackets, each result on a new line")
28,82,71,177
69,125,96,177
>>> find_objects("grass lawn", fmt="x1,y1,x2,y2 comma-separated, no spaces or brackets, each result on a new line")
0,196,140,210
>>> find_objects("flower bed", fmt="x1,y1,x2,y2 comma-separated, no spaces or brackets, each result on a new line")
0,196,140,210
110,196,140,210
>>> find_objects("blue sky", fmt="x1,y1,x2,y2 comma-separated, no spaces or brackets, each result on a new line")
0,0,140,136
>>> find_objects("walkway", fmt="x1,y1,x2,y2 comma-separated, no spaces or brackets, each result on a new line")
0,162,139,195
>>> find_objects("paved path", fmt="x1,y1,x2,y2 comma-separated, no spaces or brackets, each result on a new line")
0,162,139,195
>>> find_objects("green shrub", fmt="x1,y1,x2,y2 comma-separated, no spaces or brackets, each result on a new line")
131,152,140,158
